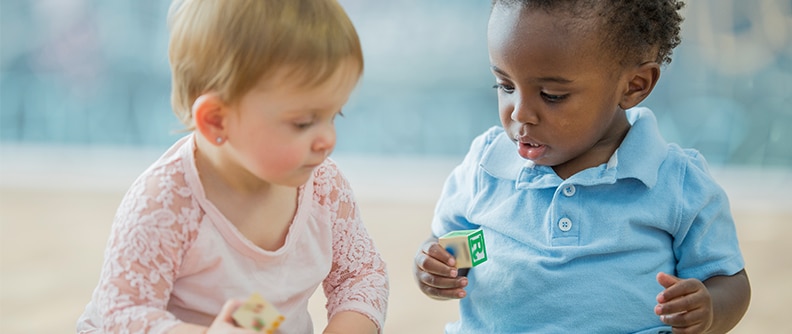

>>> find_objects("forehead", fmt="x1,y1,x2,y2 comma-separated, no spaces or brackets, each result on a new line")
248,58,361,109
487,4,610,77
256,57,361,92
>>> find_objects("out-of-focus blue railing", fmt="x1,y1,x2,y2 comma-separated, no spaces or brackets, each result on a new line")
1,0,790,167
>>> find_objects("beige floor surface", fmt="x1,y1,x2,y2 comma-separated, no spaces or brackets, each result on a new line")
0,149,790,333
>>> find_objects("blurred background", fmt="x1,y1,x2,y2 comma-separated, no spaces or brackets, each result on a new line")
2,0,790,164
1,0,791,333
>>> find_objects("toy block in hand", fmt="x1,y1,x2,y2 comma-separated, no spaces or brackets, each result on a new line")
438,229,487,268
232,292,285,334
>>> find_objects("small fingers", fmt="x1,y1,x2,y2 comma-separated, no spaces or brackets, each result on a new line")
655,299,712,333
654,276,713,334
421,241,456,268
421,285,468,300
656,276,704,303
418,273,468,299
414,251,453,277
418,270,467,289
210,299,261,333
217,299,244,322
415,239,468,299
656,272,680,290
415,254,468,299
415,240,468,299
655,293,695,316
656,282,710,316
657,309,709,334
416,243,458,278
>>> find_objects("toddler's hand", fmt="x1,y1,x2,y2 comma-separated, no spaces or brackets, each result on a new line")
413,238,468,300
207,299,259,334
655,272,713,333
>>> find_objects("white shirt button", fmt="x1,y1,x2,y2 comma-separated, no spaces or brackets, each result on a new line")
562,185,576,197
558,218,572,232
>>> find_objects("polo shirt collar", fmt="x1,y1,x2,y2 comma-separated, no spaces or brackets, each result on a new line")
479,107,667,189
616,107,668,188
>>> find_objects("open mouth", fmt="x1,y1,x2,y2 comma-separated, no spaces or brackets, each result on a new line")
515,137,547,160
515,134,542,147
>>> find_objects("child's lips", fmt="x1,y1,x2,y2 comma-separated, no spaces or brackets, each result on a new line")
516,138,547,160
515,135,542,148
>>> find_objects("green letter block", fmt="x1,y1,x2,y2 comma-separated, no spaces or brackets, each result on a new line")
438,229,487,268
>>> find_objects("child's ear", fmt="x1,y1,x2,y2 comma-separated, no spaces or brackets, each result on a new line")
619,61,660,110
192,93,228,145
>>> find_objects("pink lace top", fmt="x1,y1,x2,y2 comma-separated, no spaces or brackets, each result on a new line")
77,135,388,333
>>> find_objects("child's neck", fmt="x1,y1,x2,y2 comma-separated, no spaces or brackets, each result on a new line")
194,137,298,251
552,112,631,180
194,136,279,196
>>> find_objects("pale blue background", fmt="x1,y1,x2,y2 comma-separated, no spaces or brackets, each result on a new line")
1,0,790,167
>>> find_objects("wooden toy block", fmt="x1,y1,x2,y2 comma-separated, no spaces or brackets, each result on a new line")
232,292,285,334
438,229,487,268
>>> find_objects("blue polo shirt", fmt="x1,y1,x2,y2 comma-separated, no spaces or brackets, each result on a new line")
431,107,745,333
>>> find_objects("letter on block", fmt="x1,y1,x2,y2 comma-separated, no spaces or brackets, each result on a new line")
438,229,487,268
232,292,285,334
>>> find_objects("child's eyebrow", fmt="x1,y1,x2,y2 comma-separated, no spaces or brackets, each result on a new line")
536,76,574,84
490,65,509,77
283,105,339,117
490,65,574,84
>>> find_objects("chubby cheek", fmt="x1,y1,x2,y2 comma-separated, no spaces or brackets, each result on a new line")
246,142,306,178
272,145,305,168
498,105,518,140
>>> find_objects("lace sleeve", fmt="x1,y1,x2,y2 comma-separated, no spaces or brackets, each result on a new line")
316,161,389,331
93,162,203,333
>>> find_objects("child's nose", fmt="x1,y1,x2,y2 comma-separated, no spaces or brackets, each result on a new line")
313,124,336,153
510,96,539,125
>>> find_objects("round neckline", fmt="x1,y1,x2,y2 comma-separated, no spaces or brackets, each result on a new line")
182,134,313,259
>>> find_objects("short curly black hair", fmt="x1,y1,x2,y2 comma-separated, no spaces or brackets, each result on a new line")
492,0,685,66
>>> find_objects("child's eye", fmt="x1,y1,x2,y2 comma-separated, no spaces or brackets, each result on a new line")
294,121,314,129
492,83,515,94
292,117,315,130
540,92,568,103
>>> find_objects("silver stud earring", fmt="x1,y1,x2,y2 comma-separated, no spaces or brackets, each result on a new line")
215,137,223,144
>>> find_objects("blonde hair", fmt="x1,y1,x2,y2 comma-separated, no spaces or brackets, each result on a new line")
168,0,363,128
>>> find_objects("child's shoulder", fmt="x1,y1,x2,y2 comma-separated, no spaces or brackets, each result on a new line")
666,143,708,169
311,158,352,197
123,135,196,208
627,107,718,185
113,136,202,239
663,143,721,188
313,158,342,183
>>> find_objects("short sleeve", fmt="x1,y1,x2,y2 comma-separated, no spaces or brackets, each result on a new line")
315,160,389,331
672,150,745,280
431,128,500,237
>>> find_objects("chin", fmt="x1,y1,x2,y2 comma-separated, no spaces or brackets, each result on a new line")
286,170,315,187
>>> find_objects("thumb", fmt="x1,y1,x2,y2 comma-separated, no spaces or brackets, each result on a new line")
216,299,244,324
656,272,680,289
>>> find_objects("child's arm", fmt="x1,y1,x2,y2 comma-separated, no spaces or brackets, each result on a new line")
655,153,751,333
318,161,388,332
323,311,378,334
655,269,751,334
90,177,199,332
82,165,229,333
413,235,469,300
